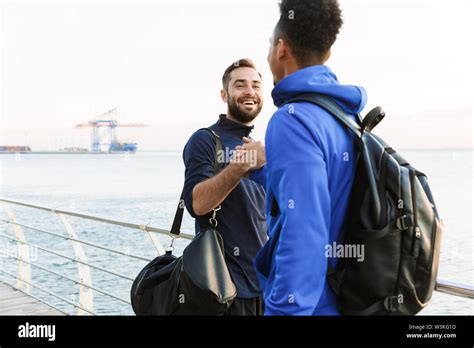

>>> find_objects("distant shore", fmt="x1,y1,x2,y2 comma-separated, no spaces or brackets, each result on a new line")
0,151,134,155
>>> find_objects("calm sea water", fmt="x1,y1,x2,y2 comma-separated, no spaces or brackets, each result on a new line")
0,150,472,315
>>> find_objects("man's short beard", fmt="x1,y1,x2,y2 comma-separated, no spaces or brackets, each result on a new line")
227,97,262,124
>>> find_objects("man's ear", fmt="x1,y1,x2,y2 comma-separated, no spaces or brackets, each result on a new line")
220,89,228,103
276,38,288,61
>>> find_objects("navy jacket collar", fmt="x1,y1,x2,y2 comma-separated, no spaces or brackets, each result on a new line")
216,114,254,137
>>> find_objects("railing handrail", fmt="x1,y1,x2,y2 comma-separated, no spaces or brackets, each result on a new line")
0,197,196,315
0,196,472,315
435,279,474,300
0,232,135,281
0,197,194,240
0,218,153,262
5,253,131,305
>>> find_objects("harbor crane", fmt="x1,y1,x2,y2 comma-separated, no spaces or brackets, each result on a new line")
75,108,148,152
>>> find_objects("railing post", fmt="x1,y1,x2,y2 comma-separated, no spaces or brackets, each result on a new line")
5,207,31,293
57,213,93,315
139,224,165,256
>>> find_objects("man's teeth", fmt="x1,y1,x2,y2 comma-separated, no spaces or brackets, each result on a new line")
241,100,256,105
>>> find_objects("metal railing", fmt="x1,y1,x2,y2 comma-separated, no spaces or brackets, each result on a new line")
0,197,472,316
0,197,193,315
435,279,474,299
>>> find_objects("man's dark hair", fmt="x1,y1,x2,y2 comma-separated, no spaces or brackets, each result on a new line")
222,58,262,91
275,0,343,66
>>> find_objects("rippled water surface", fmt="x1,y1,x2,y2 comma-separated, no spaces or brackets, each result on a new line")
0,150,472,315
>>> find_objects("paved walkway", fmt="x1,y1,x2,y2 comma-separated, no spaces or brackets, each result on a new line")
0,281,64,315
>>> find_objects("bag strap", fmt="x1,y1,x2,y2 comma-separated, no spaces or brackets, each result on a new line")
283,92,382,223
271,93,363,219
170,128,223,236
279,93,373,286
284,93,363,139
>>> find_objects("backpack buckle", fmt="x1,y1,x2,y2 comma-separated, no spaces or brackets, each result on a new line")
384,296,400,312
396,214,414,230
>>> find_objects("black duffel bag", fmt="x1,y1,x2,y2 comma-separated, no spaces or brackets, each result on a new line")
130,129,237,315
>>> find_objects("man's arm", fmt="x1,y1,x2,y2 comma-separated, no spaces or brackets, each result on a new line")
192,160,249,216
183,130,265,217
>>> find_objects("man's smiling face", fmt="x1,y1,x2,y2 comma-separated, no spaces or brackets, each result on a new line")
223,67,263,124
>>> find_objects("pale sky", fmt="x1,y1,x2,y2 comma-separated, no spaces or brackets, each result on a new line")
1,0,472,150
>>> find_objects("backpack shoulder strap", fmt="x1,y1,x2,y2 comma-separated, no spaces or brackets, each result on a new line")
170,128,222,236
284,93,363,139
271,93,364,218
284,92,382,221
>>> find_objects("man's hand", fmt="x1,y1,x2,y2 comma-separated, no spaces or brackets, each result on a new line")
192,147,251,216
192,138,265,216
234,137,266,170
229,147,252,173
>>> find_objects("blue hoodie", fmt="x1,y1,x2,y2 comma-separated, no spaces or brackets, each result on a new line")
253,65,367,315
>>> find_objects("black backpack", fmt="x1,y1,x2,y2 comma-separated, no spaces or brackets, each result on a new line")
284,93,443,315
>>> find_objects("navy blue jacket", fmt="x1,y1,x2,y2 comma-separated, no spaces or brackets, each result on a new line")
182,114,267,298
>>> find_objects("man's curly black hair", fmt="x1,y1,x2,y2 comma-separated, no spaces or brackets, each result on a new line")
275,0,343,66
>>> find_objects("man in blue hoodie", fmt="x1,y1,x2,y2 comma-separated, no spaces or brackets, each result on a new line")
251,0,367,315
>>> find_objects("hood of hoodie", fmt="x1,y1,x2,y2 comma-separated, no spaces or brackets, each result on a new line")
271,65,367,114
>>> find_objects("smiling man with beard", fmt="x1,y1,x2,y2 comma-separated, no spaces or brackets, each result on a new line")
181,58,267,315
